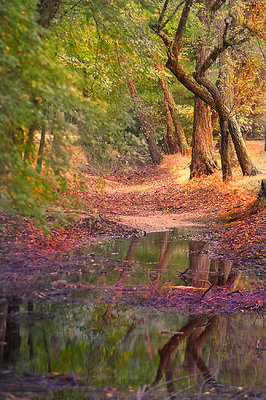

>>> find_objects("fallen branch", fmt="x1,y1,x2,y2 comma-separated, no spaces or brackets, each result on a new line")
162,285,207,290
199,280,213,299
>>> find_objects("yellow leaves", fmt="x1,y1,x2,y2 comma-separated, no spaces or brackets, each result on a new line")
243,1,266,39
5,46,10,51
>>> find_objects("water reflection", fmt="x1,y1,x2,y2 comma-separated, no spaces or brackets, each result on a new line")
0,230,265,399
2,297,21,365
85,230,261,293
0,301,264,399
153,315,220,398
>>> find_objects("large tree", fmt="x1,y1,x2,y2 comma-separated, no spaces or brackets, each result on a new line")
151,0,258,181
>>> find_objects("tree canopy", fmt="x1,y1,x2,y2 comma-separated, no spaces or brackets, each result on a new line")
0,0,264,221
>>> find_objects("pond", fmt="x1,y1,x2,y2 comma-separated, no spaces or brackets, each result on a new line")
0,229,265,399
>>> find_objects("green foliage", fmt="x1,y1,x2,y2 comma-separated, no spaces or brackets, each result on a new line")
1,0,263,223
0,0,139,222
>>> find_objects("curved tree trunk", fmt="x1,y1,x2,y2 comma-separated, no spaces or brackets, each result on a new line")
157,65,189,154
127,77,162,165
190,96,218,178
155,0,258,179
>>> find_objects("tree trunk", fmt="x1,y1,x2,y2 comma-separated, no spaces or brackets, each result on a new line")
164,102,179,154
155,0,258,178
127,77,162,165
228,117,258,175
38,0,61,28
36,127,46,172
157,65,189,154
190,96,218,178
220,116,232,181
155,232,173,284
24,123,37,163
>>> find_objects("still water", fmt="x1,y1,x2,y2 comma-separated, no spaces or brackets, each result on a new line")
0,230,265,399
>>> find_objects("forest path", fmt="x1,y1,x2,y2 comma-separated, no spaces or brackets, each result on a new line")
80,142,265,232
73,141,264,265
10,141,264,265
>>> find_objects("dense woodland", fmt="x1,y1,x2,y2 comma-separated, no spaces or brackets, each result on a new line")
0,0,265,223
0,3,265,398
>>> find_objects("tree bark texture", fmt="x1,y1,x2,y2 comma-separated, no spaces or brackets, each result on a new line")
157,65,189,154
127,77,162,165
190,96,218,178
228,117,258,175
38,0,61,28
219,115,232,181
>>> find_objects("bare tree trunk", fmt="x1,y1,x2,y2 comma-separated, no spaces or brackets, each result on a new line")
38,0,61,28
190,96,218,178
127,77,162,165
157,65,189,154
196,2,232,181
164,102,179,154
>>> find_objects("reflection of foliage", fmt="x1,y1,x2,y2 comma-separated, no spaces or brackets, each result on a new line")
9,301,265,398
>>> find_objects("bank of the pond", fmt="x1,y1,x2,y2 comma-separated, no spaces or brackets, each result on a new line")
0,221,265,400
0,220,265,316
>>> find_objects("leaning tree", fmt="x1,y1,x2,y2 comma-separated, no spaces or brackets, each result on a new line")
150,0,258,181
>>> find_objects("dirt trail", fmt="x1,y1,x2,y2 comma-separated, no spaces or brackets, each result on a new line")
110,212,203,232
75,141,264,266
4,141,264,265
79,142,264,231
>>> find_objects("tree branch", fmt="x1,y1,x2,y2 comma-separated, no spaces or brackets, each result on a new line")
158,0,170,25
167,58,215,107
172,0,194,56
160,1,185,31
197,24,249,75
157,30,173,49
210,0,227,14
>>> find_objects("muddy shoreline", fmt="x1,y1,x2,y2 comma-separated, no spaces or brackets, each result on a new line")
0,212,265,314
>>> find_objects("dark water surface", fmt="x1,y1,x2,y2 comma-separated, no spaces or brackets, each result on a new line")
0,229,265,399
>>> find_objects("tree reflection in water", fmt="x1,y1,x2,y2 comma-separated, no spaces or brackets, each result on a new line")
3,296,21,365
0,232,263,399
148,237,251,398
